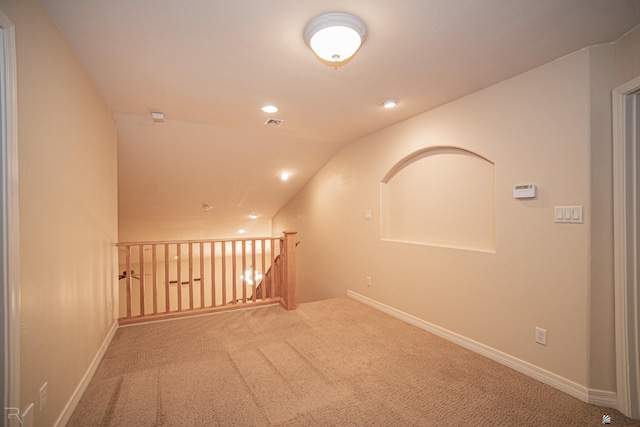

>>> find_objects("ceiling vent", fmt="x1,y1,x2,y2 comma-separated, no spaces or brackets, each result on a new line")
264,118,284,127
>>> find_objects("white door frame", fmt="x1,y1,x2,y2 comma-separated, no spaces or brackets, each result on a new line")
0,9,19,427
613,75,640,419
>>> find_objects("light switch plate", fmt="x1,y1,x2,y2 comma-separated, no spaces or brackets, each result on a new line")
554,206,583,223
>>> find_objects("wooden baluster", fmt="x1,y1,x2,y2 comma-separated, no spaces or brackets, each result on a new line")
125,245,132,319
281,231,298,310
232,241,237,304
268,240,273,298
211,241,216,307
273,239,280,298
279,255,283,298
261,239,266,299
176,244,182,312
200,242,205,308
188,243,194,309
273,255,279,299
221,242,227,306
242,240,247,303
164,243,170,312
152,244,158,314
252,239,257,302
139,245,145,316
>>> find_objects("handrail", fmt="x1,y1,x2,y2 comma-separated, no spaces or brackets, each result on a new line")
116,231,297,325
117,236,282,246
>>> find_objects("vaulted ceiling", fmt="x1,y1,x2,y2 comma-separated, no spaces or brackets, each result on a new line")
41,0,640,241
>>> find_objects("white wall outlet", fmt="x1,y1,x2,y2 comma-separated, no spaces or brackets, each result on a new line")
535,327,547,346
38,382,48,413
366,276,372,287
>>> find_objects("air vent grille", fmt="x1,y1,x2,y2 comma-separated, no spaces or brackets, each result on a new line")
264,118,284,127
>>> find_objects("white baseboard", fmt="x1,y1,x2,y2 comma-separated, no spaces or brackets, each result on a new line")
347,290,617,410
54,320,119,427
589,389,618,408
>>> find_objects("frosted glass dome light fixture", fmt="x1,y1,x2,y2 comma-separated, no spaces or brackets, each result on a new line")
303,12,367,66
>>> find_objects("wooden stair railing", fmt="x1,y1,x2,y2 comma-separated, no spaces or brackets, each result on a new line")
116,231,297,325
251,252,288,303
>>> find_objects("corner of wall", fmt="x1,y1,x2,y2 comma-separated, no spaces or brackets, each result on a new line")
587,43,617,393
614,24,640,86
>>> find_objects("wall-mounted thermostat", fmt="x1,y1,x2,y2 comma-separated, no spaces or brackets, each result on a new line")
513,184,536,199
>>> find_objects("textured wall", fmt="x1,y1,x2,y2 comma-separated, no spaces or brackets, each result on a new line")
0,0,118,425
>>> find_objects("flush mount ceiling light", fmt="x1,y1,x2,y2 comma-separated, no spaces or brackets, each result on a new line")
261,105,278,113
303,12,367,66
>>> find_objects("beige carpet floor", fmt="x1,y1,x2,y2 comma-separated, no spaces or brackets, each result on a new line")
68,297,640,426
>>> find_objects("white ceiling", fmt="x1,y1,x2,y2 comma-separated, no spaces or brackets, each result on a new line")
42,0,640,241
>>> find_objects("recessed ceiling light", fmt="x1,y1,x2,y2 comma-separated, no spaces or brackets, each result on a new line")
278,172,291,181
249,214,259,219
261,105,278,113
238,229,245,234
201,203,213,211
383,99,397,109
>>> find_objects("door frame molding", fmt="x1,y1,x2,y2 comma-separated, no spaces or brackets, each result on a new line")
0,8,19,424
612,75,640,419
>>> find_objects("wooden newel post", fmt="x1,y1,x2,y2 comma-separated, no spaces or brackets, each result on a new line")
281,231,298,310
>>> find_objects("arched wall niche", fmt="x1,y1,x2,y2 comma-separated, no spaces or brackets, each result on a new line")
381,146,496,252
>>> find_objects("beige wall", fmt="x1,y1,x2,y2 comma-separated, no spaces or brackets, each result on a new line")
274,47,613,390
381,147,496,251
0,0,118,425
588,45,616,392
